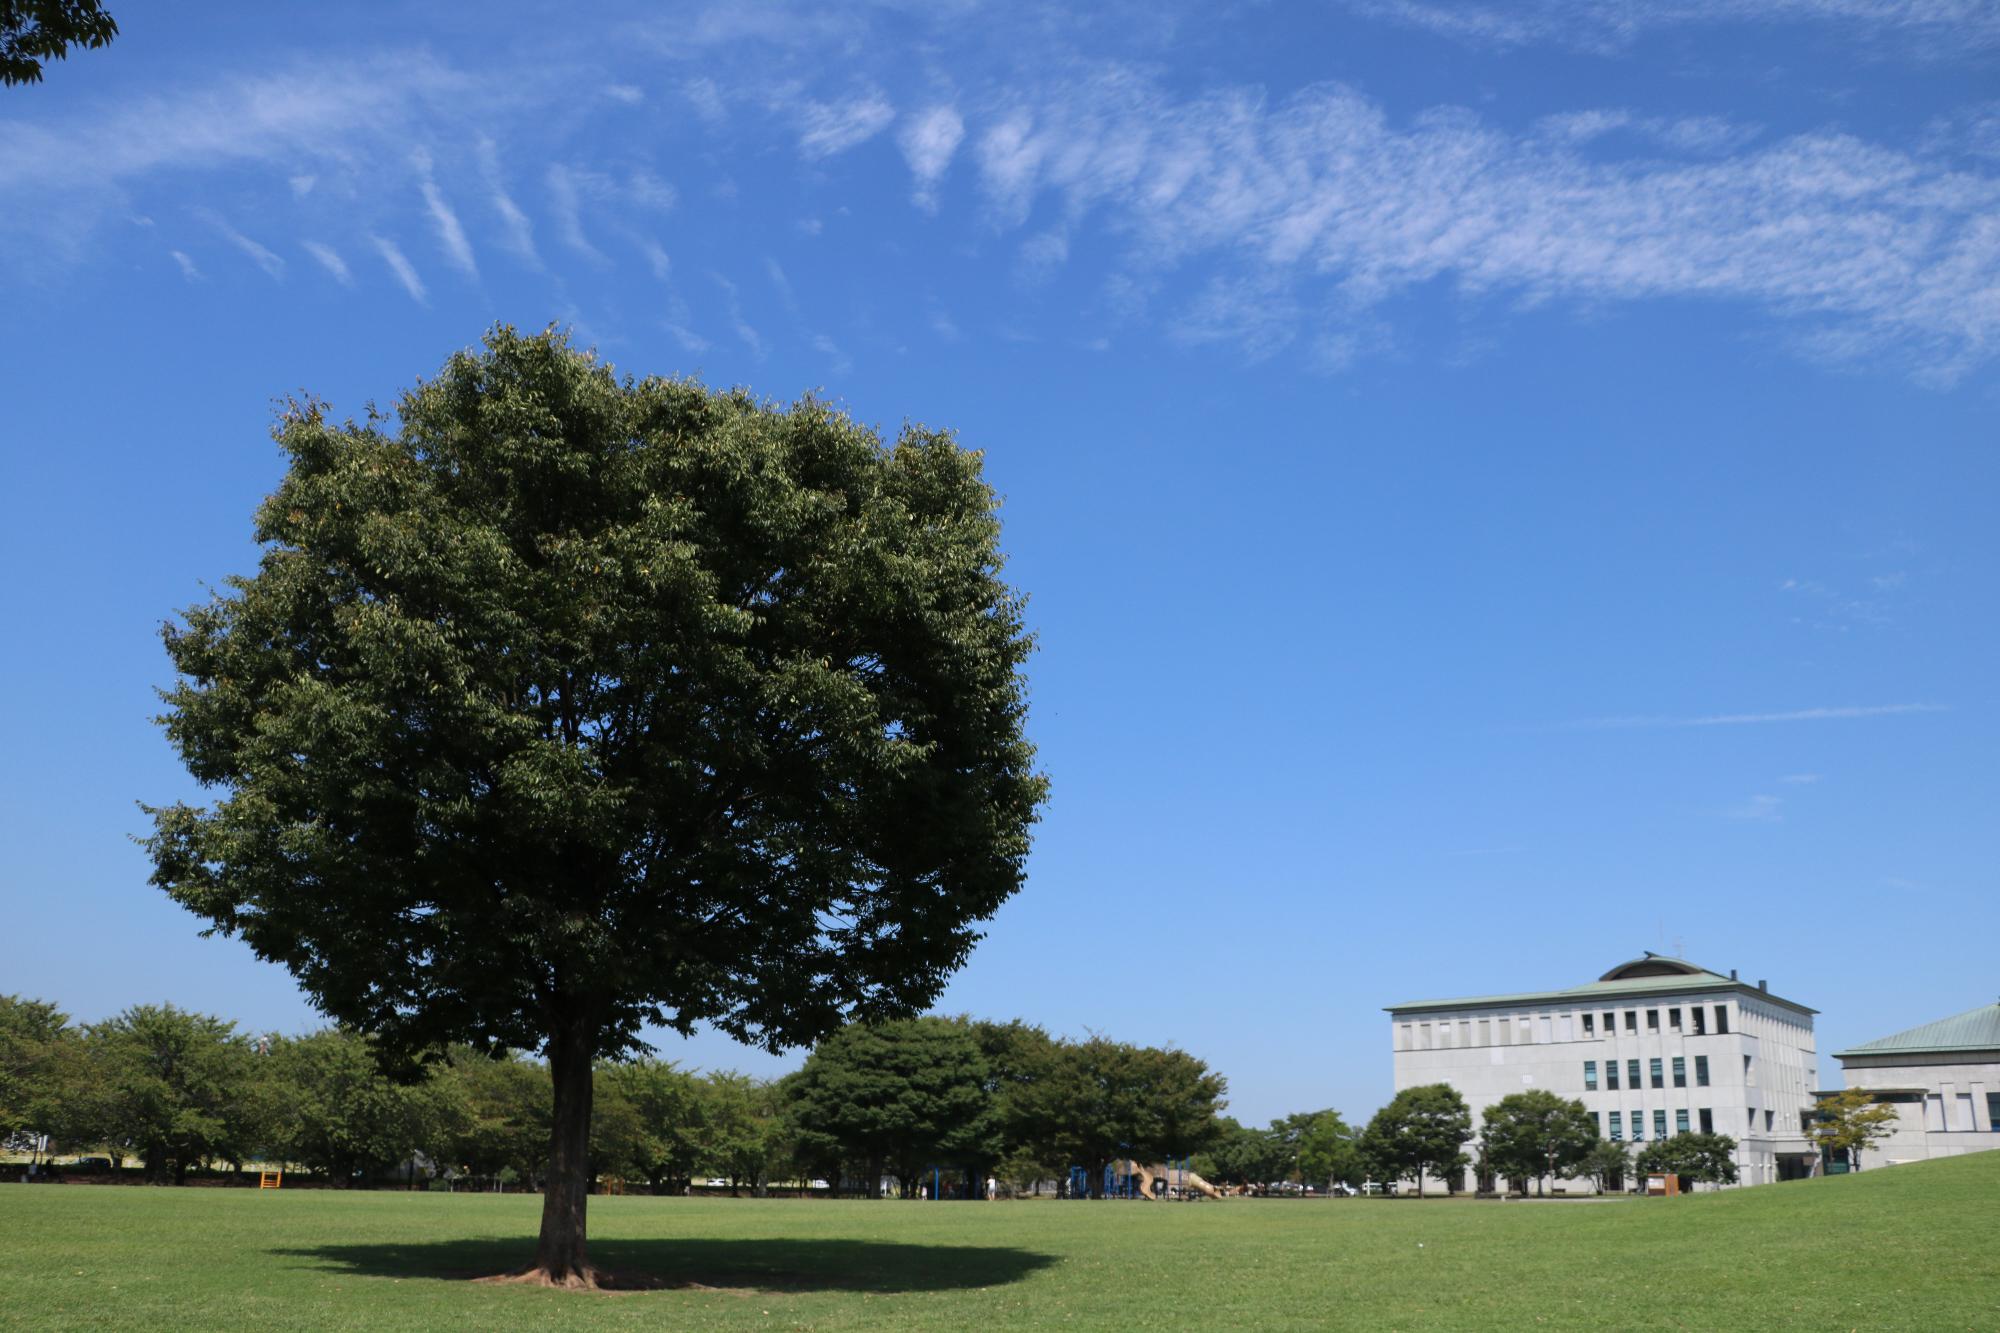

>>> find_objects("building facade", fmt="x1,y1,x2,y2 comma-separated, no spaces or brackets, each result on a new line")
1387,954,1819,1191
1829,1001,2000,1168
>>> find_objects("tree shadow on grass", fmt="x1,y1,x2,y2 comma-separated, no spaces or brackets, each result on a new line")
274,1237,1058,1293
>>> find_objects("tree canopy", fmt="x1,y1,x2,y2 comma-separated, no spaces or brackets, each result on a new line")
1634,1132,1739,1186
1478,1090,1599,1195
145,327,1046,1283
1811,1089,1901,1170
0,0,117,85
1360,1084,1470,1196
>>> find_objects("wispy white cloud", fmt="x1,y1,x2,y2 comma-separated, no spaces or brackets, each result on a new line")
1722,792,1785,822
196,208,285,279
412,148,478,280
169,249,200,281
370,233,426,304
899,104,965,210
797,93,895,158
712,273,765,358
546,163,606,265
1780,772,1822,784
604,84,645,105
682,77,727,126
1562,703,1947,729
288,173,316,197
474,137,538,268
955,72,2000,379
639,239,672,281
1338,0,2000,54
301,239,351,285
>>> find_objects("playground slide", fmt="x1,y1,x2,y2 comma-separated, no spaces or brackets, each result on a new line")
1183,1170,1225,1201
1127,1163,1226,1200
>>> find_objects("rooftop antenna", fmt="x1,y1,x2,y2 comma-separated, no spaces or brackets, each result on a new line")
1673,935,1684,959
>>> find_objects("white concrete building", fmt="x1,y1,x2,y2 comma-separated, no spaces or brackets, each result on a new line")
1828,1001,2000,1169
1387,954,1819,1191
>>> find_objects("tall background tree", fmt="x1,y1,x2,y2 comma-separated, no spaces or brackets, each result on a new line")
145,327,1046,1284
1,0,116,84
1360,1084,1470,1197
81,1005,253,1183
1478,1090,1599,1195
1811,1089,1902,1172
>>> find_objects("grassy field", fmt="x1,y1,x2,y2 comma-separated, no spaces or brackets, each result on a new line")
2,1152,1995,1330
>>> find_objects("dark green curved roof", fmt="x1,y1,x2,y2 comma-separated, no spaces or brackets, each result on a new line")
1386,954,1815,1016
1834,1001,2000,1060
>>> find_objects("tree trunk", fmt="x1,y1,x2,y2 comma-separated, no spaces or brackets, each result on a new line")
532,1017,597,1287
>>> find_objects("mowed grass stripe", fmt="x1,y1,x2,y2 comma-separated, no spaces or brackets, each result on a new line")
1,1151,1995,1330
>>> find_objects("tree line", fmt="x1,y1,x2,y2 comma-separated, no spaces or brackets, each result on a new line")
1,997,1234,1196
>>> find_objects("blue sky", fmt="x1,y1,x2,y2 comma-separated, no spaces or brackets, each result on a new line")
1,0,1995,1127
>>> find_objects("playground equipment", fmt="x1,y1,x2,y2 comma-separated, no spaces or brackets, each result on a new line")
1067,1159,1225,1200
258,1169,282,1189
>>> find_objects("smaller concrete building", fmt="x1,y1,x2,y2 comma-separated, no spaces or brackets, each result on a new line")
1830,1001,2000,1169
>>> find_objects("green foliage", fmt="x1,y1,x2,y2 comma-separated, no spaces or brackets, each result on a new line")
1812,1088,1901,1169
81,1005,254,1182
1580,1137,1633,1192
0,994,82,1146
1014,1036,1227,1191
437,1049,550,1184
788,1017,999,1194
1292,1109,1362,1187
594,1058,705,1191
258,1029,468,1184
1478,1090,1599,1194
1360,1083,1471,1195
147,325,1045,1067
1634,1132,1740,1185
0,0,117,86
144,326,1045,1269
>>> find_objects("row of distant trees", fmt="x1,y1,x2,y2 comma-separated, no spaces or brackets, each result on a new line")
1350,1083,1743,1195
0,996,1235,1196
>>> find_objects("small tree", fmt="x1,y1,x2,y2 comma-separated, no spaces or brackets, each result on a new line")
1294,1110,1363,1188
1634,1132,1739,1187
1812,1089,1902,1172
1479,1090,1599,1195
0,995,85,1156
146,327,1045,1283
1580,1138,1632,1193
1360,1084,1471,1197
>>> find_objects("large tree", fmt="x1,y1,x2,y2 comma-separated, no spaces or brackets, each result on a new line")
0,995,82,1152
146,327,1046,1284
787,1017,998,1197
1020,1036,1227,1194
261,1029,467,1185
1360,1084,1471,1197
1478,1090,1599,1195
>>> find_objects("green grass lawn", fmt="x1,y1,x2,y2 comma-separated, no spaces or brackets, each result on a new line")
2,1152,1995,1330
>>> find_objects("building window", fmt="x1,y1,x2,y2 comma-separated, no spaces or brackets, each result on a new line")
1743,1054,1754,1086
1582,1013,1595,1037
1669,1007,1682,1030
1714,1005,1729,1034
1646,1009,1660,1032
1609,1111,1622,1141
1672,1057,1686,1088
1764,1109,1773,1133
1654,1110,1668,1140
1627,1059,1641,1088
1691,1008,1706,1035
1625,1011,1638,1033
1649,1058,1663,1089
1987,1092,2000,1131
1631,1109,1644,1140
1603,1011,1616,1033
1675,1109,1690,1136
1607,1061,1620,1090
1694,1056,1709,1087
1584,1061,1598,1091
1699,1108,1713,1134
